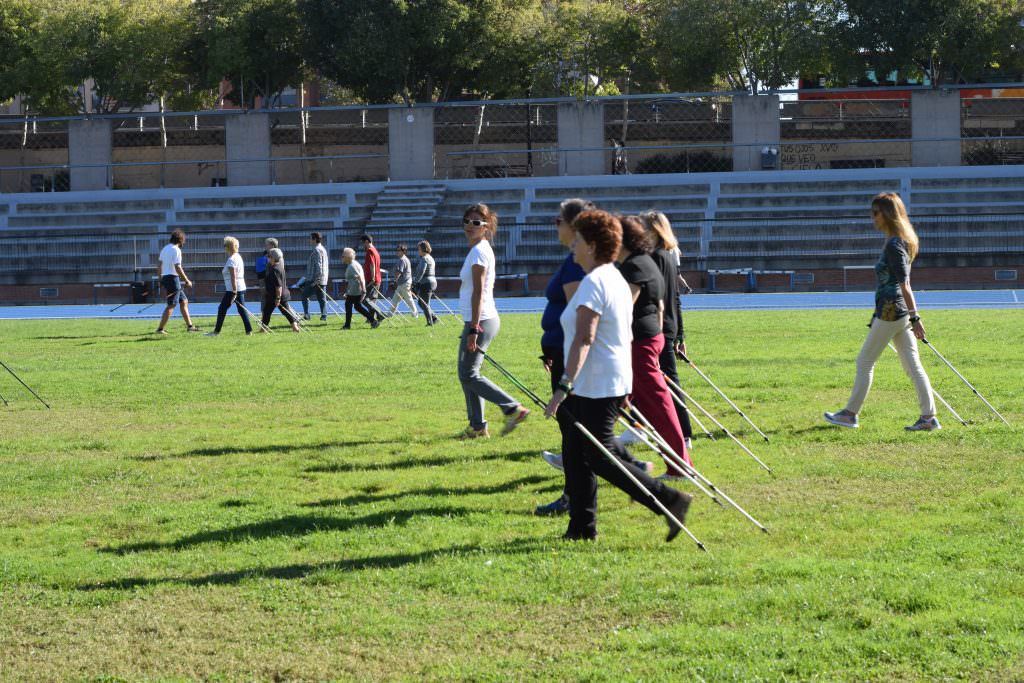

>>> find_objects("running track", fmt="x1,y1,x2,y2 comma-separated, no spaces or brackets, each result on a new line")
0,289,1021,321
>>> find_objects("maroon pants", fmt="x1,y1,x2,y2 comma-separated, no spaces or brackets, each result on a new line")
631,334,692,475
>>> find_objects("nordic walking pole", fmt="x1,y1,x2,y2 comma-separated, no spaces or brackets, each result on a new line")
413,290,447,326
285,304,312,333
431,293,459,320
922,338,1009,425
664,374,772,474
887,343,968,426
315,285,348,324
680,353,771,443
481,352,706,551
614,416,721,506
623,405,769,533
670,389,715,440
0,358,50,409
233,296,273,333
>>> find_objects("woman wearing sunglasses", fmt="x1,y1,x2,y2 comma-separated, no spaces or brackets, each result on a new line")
824,192,938,431
457,203,530,439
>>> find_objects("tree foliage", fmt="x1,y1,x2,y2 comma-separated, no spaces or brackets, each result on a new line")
1,0,1022,113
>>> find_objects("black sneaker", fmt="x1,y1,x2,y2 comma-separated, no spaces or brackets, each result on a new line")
562,529,597,541
320,315,328,321
665,491,693,543
370,318,380,329
534,495,569,517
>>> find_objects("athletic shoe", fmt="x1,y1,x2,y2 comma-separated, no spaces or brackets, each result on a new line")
302,314,310,321
657,472,688,482
341,324,351,330
906,416,942,432
370,319,380,329
534,494,569,516
824,410,858,428
618,427,644,444
458,426,490,440
665,491,693,543
320,315,328,321
541,450,564,472
154,328,168,335
203,331,219,337
502,406,530,435
684,437,693,452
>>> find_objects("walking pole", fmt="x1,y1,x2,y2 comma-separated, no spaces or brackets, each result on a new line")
664,374,772,474
922,338,1009,425
622,404,769,533
413,290,447,327
431,293,459,320
680,353,771,443
0,358,51,409
617,416,721,505
670,388,715,440
363,294,398,328
481,352,705,551
0,390,8,406
230,296,273,333
284,303,312,333
314,285,347,324
888,343,968,426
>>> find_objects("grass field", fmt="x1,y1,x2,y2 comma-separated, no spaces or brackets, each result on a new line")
0,308,1022,682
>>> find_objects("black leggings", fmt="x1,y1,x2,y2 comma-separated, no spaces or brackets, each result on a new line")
214,291,253,334
415,282,436,322
345,294,377,326
261,292,298,327
561,394,682,537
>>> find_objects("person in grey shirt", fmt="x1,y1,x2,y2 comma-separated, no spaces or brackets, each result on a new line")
295,231,329,321
341,247,379,329
413,240,439,326
389,244,420,318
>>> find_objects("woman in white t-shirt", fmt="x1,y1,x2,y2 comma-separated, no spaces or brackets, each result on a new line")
206,236,253,336
456,203,529,439
544,210,692,542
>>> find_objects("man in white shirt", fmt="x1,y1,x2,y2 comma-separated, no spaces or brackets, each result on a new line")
155,229,199,334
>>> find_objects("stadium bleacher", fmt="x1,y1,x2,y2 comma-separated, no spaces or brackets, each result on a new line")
0,166,1022,301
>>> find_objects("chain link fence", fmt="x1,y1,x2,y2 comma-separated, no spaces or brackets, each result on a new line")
270,108,388,183
110,113,227,190
961,97,1024,165
780,98,912,169
0,117,70,193
436,102,559,179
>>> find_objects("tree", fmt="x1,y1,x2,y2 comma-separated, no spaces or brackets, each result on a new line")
835,0,1024,85
651,0,835,93
188,0,306,108
299,0,540,103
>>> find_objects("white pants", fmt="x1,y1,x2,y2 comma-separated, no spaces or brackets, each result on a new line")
391,282,419,317
845,317,935,416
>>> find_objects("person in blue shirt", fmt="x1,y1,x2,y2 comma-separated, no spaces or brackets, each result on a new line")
255,238,275,284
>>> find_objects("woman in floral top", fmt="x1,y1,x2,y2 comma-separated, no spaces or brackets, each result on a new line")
825,193,939,432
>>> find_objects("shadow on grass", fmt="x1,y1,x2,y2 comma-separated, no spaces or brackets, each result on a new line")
301,474,555,508
80,537,548,591
101,506,470,555
133,439,407,461
305,449,540,474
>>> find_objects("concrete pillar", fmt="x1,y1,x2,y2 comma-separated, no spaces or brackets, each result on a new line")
388,107,435,180
912,90,961,167
68,119,112,191
733,94,778,172
225,112,271,186
557,102,606,176
731,94,781,172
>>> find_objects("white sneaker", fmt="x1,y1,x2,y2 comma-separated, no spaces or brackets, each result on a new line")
618,427,644,444
204,331,219,337
824,410,859,428
541,450,563,472
684,437,693,452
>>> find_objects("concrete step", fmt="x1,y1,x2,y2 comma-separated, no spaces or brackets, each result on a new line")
175,207,341,222
8,212,167,227
534,184,710,198
15,200,174,214
183,194,350,209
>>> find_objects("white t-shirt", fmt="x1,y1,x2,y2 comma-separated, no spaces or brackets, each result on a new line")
560,263,633,399
222,252,246,292
159,243,182,277
459,239,498,322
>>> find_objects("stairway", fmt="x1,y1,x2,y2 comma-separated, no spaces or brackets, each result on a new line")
365,182,447,229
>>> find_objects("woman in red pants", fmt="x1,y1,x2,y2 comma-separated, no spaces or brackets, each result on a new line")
616,216,692,477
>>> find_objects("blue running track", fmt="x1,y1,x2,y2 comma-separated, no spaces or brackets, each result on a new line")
0,289,1020,321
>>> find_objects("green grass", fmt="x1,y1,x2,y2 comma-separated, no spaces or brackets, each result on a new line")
1,309,1022,681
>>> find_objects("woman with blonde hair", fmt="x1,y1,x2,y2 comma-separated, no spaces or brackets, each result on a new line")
206,235,253,337
825,192,938,431
640,210,695,449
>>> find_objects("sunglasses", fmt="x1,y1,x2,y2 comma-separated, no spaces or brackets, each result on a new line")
463,218,487,227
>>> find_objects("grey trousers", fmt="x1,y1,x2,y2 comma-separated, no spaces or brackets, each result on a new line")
458,318,518,430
